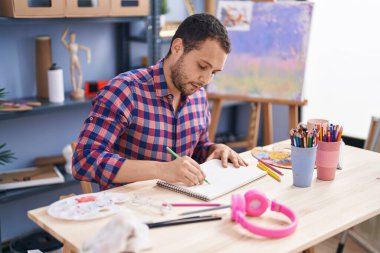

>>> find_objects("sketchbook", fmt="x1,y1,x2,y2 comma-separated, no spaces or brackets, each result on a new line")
156,159,266,201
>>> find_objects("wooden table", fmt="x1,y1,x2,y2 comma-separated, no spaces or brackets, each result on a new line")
28,142,380,253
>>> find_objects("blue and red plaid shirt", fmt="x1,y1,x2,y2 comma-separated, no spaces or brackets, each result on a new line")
72,60,214,190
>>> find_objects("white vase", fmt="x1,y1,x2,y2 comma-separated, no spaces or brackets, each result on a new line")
160,15,166,28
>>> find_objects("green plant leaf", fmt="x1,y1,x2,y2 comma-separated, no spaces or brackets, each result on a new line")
0,87,6,99
0,143,17,165
161,0,169,14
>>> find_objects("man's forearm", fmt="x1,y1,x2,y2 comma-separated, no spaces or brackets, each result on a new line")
113,159,165,183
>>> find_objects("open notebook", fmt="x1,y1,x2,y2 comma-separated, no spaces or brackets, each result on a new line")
156,159,266,201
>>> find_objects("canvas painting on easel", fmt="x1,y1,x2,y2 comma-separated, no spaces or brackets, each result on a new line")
213,1,313,100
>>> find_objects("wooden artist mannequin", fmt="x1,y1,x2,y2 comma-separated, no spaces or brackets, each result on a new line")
61,28,91,100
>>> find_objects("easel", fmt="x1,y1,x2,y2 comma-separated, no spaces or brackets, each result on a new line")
207,93,308,149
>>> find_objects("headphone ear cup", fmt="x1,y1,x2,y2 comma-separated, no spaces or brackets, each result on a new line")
231,194,245,222
244,189,269,217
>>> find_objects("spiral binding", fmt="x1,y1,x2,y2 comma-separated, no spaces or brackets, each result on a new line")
156,181,209,201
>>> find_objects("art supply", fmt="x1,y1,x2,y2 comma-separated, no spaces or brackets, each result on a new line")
47,192,128,221
306,119,329,132
146,215,222,229
48,63,65,103
166,146,210,184
149,215,215,225
180,205,231,216
251,147,292,169
162,203,221,207
257,158,283,175
165,146,179,158
316,141,341,181
129,194,172,216
289,126,318,148
318,124,343,142
313,123,344,180
257,162,281,182
157,159,266,201
291,145,317,187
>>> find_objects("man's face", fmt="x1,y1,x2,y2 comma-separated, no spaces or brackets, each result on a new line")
170,39,228,96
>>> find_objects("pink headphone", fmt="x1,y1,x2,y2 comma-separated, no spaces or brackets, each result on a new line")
231,189,298,238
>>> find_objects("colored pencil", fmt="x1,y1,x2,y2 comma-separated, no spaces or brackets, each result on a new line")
257,163,281,182
162,203,221,207
147,215,214,226
146,216,222,228
166,146,210,184
257,158,284,176
180,205,231,216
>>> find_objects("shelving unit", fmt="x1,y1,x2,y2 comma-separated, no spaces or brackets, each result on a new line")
0,167,76,204
0,93,92,121
0,0,162,116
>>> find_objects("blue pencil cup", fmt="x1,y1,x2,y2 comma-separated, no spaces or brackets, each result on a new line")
291,145,317,188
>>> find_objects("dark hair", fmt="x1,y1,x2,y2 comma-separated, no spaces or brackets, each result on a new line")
165,13,231,57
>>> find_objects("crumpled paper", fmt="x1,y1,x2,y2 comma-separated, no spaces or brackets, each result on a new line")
82,212,152,253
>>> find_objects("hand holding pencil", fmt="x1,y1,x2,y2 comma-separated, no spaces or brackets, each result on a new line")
160,147,208,186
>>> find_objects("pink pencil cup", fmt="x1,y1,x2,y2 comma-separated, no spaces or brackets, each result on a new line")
316,141,341,181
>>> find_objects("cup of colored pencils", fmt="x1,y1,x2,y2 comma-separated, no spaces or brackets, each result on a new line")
315,123,343,181
289,126,318,187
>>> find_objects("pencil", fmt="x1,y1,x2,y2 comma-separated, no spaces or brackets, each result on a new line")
166,146,180,158
180,205,231,216
257,162,281,182
166,146,210,184
146,216,222,228
148,215,214,226
162,203,221,207
257,158,284,176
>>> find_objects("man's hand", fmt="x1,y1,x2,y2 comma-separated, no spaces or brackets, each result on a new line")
206,144,248,168
158,156,205,186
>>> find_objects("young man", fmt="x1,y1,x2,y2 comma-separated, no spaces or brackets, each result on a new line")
72,13,247,191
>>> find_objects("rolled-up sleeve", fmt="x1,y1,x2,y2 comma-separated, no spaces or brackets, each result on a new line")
72,80,134,189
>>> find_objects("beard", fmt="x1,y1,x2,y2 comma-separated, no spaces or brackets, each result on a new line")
170,55,196,96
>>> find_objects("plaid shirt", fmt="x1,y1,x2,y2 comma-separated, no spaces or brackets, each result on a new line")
72,60,214,190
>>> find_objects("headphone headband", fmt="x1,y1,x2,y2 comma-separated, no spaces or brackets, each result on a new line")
231,190,298,238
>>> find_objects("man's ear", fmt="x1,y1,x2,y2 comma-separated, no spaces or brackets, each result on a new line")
171,38,183,55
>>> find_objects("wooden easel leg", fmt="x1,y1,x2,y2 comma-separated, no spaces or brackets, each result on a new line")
205,0,216,15
289,105,299,130
247,102,261,149
263,103,273,145
364,116,379,150
208,98,223,142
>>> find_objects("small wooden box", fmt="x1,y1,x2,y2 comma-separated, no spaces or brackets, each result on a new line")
65,0,110,17
110,0,150,17
0,0,65,18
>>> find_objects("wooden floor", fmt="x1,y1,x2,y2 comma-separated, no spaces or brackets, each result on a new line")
314,233,368,253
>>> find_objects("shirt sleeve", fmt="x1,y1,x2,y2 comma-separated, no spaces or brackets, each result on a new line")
191,92,214,163
72,79,135,189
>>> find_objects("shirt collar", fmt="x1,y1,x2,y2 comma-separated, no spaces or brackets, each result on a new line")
153,59,171,98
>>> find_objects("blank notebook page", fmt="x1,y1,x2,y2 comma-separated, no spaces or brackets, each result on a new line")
157,159,267,201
